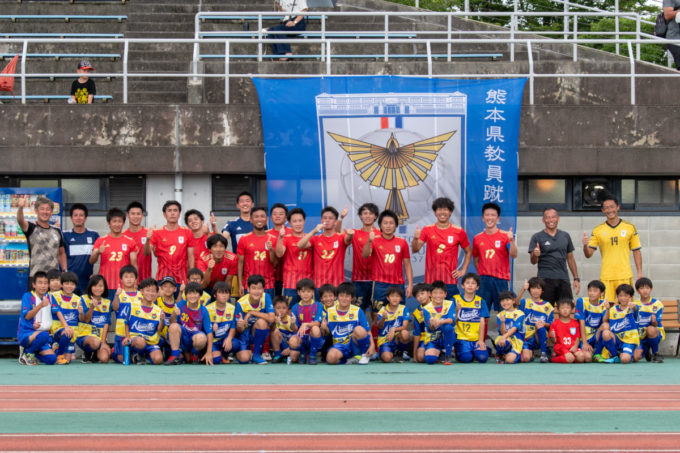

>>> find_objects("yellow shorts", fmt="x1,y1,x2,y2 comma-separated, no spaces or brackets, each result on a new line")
603,278,633,303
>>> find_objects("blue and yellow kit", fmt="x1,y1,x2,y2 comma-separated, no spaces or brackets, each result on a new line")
326,304,369,345
376,304,410,347
574,297,607,342
495,309,525,354
155,296,176,339
520,299,554,339
454,294,489,342
633,298,665,341
115,291,141,338
127,303,163,345
79,295,112,339
411,305,428,346
206,302,236,343
49,291,84,336
607,304,640,346
422,300,455,343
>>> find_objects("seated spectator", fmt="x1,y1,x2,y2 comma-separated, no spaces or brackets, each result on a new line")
69,60,96,104
263,0,309,61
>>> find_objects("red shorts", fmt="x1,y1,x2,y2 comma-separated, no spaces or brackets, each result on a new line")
554,344,581,356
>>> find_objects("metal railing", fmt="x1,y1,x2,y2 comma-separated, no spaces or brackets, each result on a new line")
2,34,680,106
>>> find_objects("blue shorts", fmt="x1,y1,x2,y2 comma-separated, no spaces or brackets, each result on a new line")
478,276,509,312
18,332,53,352
331,342,356,360
282,288,301,307
114,335,125,358
454,339,480,355
53,329,76,354
231,336,249,353
75,334,100,352
446,284,460,299
353,281,373,310
523,336,540,351
372,281,404,312
134,343,160,356
615,338,636,356
180,327,206,352
212,338,233,354
496,341,521,363
378,341,398,355
425,336,445,352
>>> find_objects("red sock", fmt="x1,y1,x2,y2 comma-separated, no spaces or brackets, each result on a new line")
551,355,568,363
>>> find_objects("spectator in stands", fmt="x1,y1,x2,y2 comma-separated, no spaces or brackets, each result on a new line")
528,208,579,304
263,0,309,61
664,0,680,69
16,196,67,280
69,60,96,104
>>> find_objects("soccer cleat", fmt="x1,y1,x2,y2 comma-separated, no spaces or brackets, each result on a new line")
393,354,405,363
18,353,37,366
592,354,605,363
358,354,370,365
442,354,454,365
369,352,379,361
164,355,182,366
644,349,653,362
252,354,268,365
540,353,549,363
56,355,69,365
189,354,200,364
286,356,293,365
495,353,503,364
653,354,664,363
307,354,317,365
345,357,359,365
611,356,621,363
81,351,95,363
132,354,146,365
261,352,272,361
402,351,411,362
272,353,283,363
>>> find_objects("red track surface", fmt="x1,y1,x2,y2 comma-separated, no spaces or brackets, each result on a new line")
2,384,680,412
2,432,680,452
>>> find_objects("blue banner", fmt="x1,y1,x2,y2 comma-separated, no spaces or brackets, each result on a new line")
254,76,525,281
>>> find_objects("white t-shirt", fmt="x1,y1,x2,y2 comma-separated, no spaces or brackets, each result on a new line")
278,0,308,13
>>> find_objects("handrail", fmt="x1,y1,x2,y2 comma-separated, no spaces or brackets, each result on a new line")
4,36,680,105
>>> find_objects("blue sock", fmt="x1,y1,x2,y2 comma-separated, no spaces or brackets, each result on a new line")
26,331,51,354
441,324,455,356
170,349,181,357
649,335,661,355
604,338,617,357
356,335,370,354
213,355,222,364
253,328,269,356
57,332,71,355
425,354,438,365
37,353,57,365
133,346,145,355
593,336,603,355
536,327,548,354
310,335,323,355
191,347,200,355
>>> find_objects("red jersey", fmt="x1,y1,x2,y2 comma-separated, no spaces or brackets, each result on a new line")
236,231,277,289
309,232,348,287
92,234,137,290
419,224,470,284
472,230,511,280
281,233,313,289
197,250,238,288
268,227,292,282
189,234,209,266
351,228,379,281
124,228,152,281
369,235,410,284
549,318,581,355
150,226,193,284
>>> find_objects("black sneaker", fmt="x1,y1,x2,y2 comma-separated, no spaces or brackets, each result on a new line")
164,355,182,366
307,354,317,365
539,353,549,363
443,354,454,365
81,351,95,363
653,354,664,363
132,354,146,365
644,349,652,362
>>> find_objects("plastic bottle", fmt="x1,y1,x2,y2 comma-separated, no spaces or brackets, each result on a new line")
123,345,130,365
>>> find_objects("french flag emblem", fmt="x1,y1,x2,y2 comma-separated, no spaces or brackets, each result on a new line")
380,116,403,129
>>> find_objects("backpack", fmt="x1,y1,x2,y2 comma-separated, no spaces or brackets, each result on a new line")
655,12,668,38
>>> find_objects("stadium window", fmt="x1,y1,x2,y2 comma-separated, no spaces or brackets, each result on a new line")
212,174,264,215
518,178,568,212
636,179,677,210
108,175,145,210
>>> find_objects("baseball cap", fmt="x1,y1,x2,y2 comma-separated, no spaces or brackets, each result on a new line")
159,276,177,286
78,60,94,70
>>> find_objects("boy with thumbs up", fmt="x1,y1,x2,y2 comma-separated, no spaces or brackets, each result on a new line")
472,202,517,313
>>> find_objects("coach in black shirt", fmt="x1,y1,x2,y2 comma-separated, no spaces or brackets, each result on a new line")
528,208,580,303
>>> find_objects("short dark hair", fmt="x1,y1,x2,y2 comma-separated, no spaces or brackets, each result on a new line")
587,280,606,293
236,191,254,204
250,206,267,216
556,298,575,309
336,282,356,298
601,194,619,206
413,283,431,297
635,277,653,290
318,284,336,298
184,209,204,226
139,278,158,290
106,207,126,223
528,277,545,291
498,290,517,305
69,203,88,218
213,281,230,295
616,284,635,297
86,274,109,299
385,285,404,300
207,234,228,249
287,207,306,221
482,202,501,216
431,280,447,293
296,278,315,293
119,265,138,279
358,203,379,217
321,206,339,219
187,268,204,279
126,201,145,213
378,209,399,227
542,207,559,215
247,274,266,288
273,295,289,307
46,269,62,282
32,271,48,284
60,271,78,285
270,203,288,216
162,200,181,213
432,197,454,213
184,282,204,296
461,272,480,286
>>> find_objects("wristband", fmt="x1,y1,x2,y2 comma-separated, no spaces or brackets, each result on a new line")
573,277,580,281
